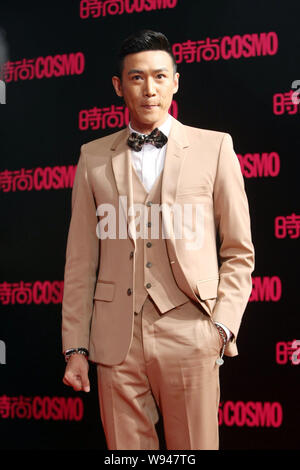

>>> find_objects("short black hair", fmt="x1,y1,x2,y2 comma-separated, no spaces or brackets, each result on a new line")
115,29,177,79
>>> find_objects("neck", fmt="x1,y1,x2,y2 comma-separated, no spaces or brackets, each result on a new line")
130,114,169,135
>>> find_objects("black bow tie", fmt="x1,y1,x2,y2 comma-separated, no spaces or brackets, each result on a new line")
127,128,168,152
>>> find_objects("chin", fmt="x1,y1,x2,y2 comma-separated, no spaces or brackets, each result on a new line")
143,113,162,123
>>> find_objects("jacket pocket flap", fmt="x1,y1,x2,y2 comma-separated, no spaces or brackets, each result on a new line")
196,278,219,300
94,282,115,301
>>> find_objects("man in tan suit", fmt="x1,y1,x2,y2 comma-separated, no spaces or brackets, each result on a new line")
62,30,255,450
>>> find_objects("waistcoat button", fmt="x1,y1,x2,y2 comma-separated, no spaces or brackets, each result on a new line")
146,262,152,268
127,288,132,295
146,242,152,248
146,283,152,289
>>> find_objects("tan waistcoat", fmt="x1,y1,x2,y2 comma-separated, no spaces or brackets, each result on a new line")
131,163,190,314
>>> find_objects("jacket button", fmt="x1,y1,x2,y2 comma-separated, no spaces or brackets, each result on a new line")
146,262,152,268
129,251,134,259
146,201,153,207
147,222,152,227
146,283,152,289
127,288,132,295
146,242,152,248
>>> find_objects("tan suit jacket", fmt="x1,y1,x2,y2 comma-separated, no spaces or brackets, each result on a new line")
61,117,255,365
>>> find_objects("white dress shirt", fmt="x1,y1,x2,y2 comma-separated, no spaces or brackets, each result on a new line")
128,114,232,342
129,113,172,192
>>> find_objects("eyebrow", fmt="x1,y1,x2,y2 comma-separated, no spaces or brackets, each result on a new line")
127,67,169,75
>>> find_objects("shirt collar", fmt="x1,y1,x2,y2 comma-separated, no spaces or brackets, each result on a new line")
128,113,172,138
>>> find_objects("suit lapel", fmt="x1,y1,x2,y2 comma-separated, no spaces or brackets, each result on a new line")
161,118,190,241
161,117,189,206
111,127,136,249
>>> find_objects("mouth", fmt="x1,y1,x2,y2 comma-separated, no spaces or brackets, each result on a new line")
142,104,159,110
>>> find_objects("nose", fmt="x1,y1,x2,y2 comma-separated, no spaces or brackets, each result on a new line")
144,77,156,97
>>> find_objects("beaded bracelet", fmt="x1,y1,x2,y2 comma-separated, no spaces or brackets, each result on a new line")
64,348,89,363
215,324,227,346
214,324,227,366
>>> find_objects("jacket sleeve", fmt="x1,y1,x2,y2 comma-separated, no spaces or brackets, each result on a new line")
61,145,99,353
212,133,255,341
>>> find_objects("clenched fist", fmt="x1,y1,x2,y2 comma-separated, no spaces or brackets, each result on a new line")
63,354,90,392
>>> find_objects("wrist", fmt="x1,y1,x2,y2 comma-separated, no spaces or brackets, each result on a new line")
214,321,232,342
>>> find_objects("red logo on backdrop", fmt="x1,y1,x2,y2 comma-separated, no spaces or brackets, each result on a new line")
0,53,85,83
0,396,84,421
273,91,300,115
0,165,76,192
219,401,283,427
79,104,130,131
249,276,282,302
276,340,300,365
79,0,178,18
0,281,64,305
172,32,278,64
79,100,178,130
237,152,280,178
275,214,300,239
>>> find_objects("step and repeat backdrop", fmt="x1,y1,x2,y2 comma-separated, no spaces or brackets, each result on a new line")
0,0,299,450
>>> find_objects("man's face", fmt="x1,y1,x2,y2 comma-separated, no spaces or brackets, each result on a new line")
112,50,179,134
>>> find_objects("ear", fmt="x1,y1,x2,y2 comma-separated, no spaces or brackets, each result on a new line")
173,72,180,95
112,76,123,97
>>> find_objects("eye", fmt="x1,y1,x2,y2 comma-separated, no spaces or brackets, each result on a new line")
157,74,166,79
132,75,142,80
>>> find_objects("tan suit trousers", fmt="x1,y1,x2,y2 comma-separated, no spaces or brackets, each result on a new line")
96,295,222,450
